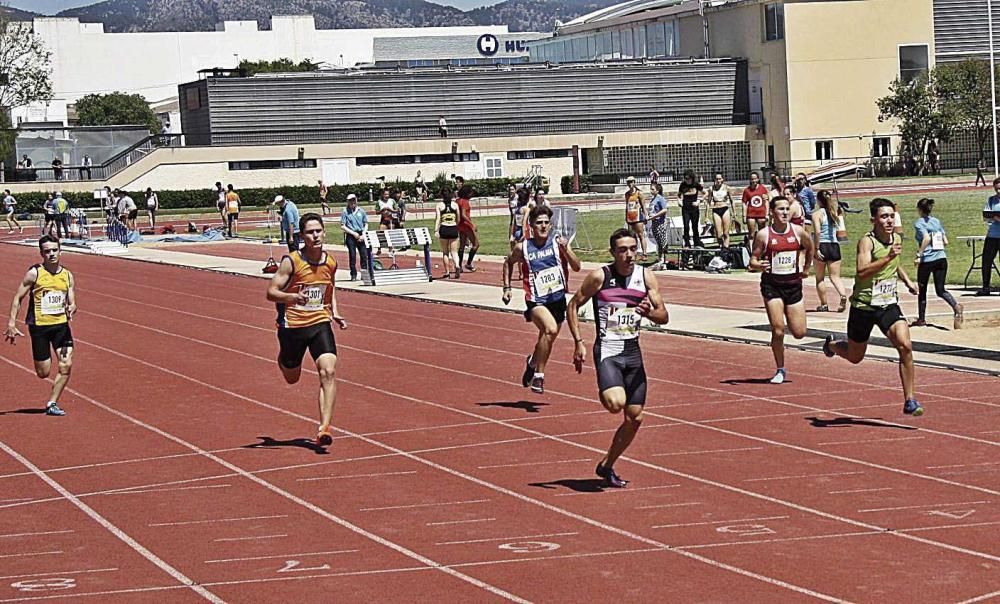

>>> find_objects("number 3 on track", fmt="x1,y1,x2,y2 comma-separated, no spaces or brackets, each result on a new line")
11,578,76,592
277,560,331,573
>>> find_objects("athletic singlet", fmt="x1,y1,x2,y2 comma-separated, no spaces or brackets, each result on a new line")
440,202,458,227
710,185,729,206
851,232,900,310
26,264,71,327
276,251,337,329
817,210,838,244
743,185,768,219
3,195,15,212
512,203,527,238
625,190,643,223
761,225,802,285
593,265,647,355
521,235,567,304
225,191,240,213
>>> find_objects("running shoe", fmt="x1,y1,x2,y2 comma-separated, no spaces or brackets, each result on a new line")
954,304,964,330
815,304,829,312
595,463,628,488
837,296,848,313
975,289,991,296
769,368,786,385
45,402,65,416
823,334,837,358
316,426,334,447
530,375,544,394
903,399,924,416
521,356,534,388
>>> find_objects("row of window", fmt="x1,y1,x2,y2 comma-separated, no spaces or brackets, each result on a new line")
373,57,527,68
530,20,678,63
229,159,317,170
814,137,891,161
357,153,481,166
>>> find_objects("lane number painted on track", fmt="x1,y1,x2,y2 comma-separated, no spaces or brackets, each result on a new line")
11,578,76,592
277,560,332,573
926,509,976,520
498,541,560,553
715,524,776,536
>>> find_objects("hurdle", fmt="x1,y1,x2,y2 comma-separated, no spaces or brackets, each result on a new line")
361,227,433,286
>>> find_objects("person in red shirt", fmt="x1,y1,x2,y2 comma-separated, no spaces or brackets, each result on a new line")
741,171,770,242
456,184,479,272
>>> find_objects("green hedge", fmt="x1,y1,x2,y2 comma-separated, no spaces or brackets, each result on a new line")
560,174,592,194
6,177,524,212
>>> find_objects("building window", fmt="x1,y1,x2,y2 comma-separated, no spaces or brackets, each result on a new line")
485,157,503,177
507,149,572,160
764,3,784,42
872,137,891,157
815,140,833,161
184,87,201,110
229,159,317,171
899,45,929,83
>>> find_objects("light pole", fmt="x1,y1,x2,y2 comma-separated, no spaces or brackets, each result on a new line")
989,0,999,176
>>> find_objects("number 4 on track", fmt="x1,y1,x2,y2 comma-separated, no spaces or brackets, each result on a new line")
277,560,331,573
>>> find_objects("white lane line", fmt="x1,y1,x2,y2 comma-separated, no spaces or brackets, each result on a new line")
653,516,790,529
927,461,1000,470
0,440,225,604
858,501,990,513
0,446,249,482
102,484,231,496
679,530,879,550
213,534,288,543
0,567,118,581
478,458,590,470
297,470,417,482
817,436,925,446
637,502,703,510
359,499,490,512
957,590,1000,604
828,487,893,495
651,447,765,456
744,471,865,482
205,549,358,564
0,550,62,559
0,363,527,604
149,514,288,527
0,497,35,503
554,484,681,497
437,532,579,546
426,518,497,526
0,530,74,539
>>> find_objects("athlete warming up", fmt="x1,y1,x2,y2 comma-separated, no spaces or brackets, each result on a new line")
266,213,348,446
749,196,814,384
824,198,923,416
4,235,77,416
567,229,668,488
503,205,581,394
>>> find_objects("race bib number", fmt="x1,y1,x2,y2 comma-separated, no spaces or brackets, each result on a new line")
606,306,640,339
871,278,898,307
931,232,944,250
40,291,66,315
771,251,797,275
295,284,327,311
532,266,564,299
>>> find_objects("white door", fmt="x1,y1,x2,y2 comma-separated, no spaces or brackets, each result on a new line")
321,159,350,185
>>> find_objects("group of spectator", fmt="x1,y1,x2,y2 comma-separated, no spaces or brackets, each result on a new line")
15,154,94,181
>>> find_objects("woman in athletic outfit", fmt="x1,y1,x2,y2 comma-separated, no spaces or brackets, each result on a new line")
678,171,704,248
707,173,734,249
812,190,848,312
749,196,814,384
648,183,670,270
567,228,668,488
623,176,648,259
435,188,461,279
456,185,479,272
912,198,963,329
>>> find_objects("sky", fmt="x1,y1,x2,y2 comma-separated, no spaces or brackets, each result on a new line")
8,0,507,14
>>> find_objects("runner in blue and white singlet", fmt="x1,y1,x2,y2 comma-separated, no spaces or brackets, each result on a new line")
503,204,581,394
567,228,668,488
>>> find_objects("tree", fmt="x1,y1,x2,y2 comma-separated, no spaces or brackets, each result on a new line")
935,59,996,163
239,58,322,76
876,73,948,174
0,14,53,161
75,92,160,134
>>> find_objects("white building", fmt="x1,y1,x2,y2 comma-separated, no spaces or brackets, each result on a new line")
16,16,509,128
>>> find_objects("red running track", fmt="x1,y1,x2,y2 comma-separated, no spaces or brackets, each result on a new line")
0,244,998,602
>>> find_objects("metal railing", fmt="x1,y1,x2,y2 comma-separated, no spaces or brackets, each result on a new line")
2,134,183,183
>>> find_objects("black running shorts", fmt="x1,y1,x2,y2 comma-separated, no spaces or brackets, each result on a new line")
760,278,803,306
847,304,905,343
277,322,337,369
594,341,647,406
818,242,842,263
29,323,73,362
524,297,567,325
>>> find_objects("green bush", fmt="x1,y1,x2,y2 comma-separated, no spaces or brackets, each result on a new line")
561,174,592,194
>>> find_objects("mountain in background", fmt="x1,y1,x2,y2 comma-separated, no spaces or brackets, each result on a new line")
1,5,38,20
53,0,619,33
5,0,91,14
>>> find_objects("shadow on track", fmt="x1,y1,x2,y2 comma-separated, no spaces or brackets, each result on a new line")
720,377,790,385
805,416,918,430
477,401,549,414
0,408,47,415
528,478,607,493
243,436,330,454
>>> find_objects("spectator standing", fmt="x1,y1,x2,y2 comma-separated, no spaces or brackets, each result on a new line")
339,194,368,281
648,182,670,270
977,177,1000,296
438,115,448,137
415,170,427,203
912,198,963,328
145,188,159,229
976,159,987,187
624,176,649,258
678,170,704,248
52,192,69,239
20,155,32,169
318,180,330,215
214,182,226,223
794,173,817,232
374,188,396,256
278,195,301,252
116,189,137,231
393,188,406,227
435,188,461,279
3,189,23,234
648,165,659,185
225,184,241,237
456,184,479,272
51,157,64,181
42,193,56,236
80,154,92,180
769,173,786,198
102,187,115,222
812,190,848,312
707,173,734,249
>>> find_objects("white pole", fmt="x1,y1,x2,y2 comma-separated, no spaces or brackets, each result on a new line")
989,0,999,176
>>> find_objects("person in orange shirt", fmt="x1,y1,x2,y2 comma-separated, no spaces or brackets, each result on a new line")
456,184,479,272
266,213,347,447
225,184,241,237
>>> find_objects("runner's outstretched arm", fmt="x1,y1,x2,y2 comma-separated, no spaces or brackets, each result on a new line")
567,269,604,372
